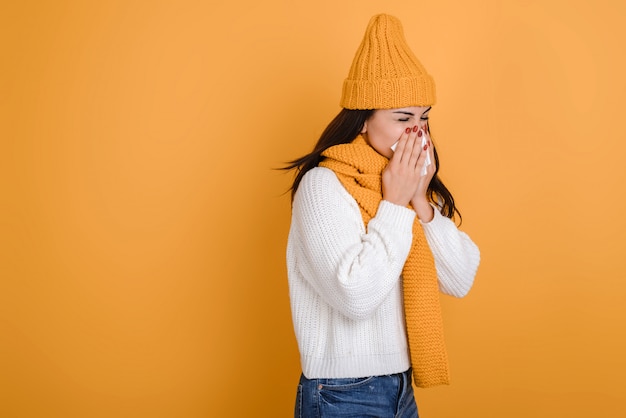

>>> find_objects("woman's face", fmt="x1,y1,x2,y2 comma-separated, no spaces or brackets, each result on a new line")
362,106,431,158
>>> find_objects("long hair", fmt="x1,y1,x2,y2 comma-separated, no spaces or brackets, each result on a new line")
282,108,461,221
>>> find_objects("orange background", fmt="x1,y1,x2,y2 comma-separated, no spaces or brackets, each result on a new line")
1,0,625,416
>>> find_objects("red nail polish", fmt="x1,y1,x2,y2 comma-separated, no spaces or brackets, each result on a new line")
413,125,418,132
423,145,428,151
405,127,411,134
417,130,423,137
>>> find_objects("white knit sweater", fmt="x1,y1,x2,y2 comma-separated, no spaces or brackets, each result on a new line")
286,167,480,379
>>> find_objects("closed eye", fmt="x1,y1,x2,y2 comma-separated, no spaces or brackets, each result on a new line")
393,111,414,122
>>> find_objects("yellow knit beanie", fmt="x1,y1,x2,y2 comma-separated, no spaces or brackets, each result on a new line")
340,14,436,109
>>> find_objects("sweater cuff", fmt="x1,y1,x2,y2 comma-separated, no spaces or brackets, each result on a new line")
378,200,417,228
419,203,444,226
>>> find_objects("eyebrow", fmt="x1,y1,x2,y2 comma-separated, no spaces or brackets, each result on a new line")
392,106,432,117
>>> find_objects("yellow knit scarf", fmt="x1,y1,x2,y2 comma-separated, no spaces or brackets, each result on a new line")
319,135,450,388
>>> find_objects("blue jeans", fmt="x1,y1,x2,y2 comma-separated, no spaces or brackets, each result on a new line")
294,369,418,417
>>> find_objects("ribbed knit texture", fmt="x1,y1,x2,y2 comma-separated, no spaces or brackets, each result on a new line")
340,14,436,110
319,136,450,388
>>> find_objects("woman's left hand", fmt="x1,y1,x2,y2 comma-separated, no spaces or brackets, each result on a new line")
411,128,436,222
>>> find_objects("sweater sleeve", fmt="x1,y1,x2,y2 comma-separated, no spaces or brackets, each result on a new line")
420,208,480,297
289,167,416,320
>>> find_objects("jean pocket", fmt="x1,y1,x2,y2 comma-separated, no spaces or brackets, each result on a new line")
317,376,376,391
318,376,395,417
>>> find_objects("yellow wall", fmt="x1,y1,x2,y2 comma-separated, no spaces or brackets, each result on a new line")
2,0,625,416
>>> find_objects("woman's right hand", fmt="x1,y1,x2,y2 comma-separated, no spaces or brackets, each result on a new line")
382,126,425,207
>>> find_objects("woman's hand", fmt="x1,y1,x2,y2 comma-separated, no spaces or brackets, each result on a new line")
381,126,425,207
411,128,436,222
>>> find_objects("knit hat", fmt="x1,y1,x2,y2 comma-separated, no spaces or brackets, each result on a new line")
340,14,436,109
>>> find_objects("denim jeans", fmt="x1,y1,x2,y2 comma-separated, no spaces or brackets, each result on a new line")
294,369,418,418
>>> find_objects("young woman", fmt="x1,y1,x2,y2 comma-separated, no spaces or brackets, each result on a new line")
285,14,480,417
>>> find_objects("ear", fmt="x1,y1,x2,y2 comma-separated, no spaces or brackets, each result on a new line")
360,120,367,134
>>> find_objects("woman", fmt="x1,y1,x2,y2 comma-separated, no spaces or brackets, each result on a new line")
285,14,480,417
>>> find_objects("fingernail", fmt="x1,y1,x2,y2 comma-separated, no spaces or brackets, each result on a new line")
423,145,428,151
413,125,418,132
418,130,423,137
428,140,431,147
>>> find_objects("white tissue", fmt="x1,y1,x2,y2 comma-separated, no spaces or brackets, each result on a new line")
390,129,431,176
421,132,431,176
